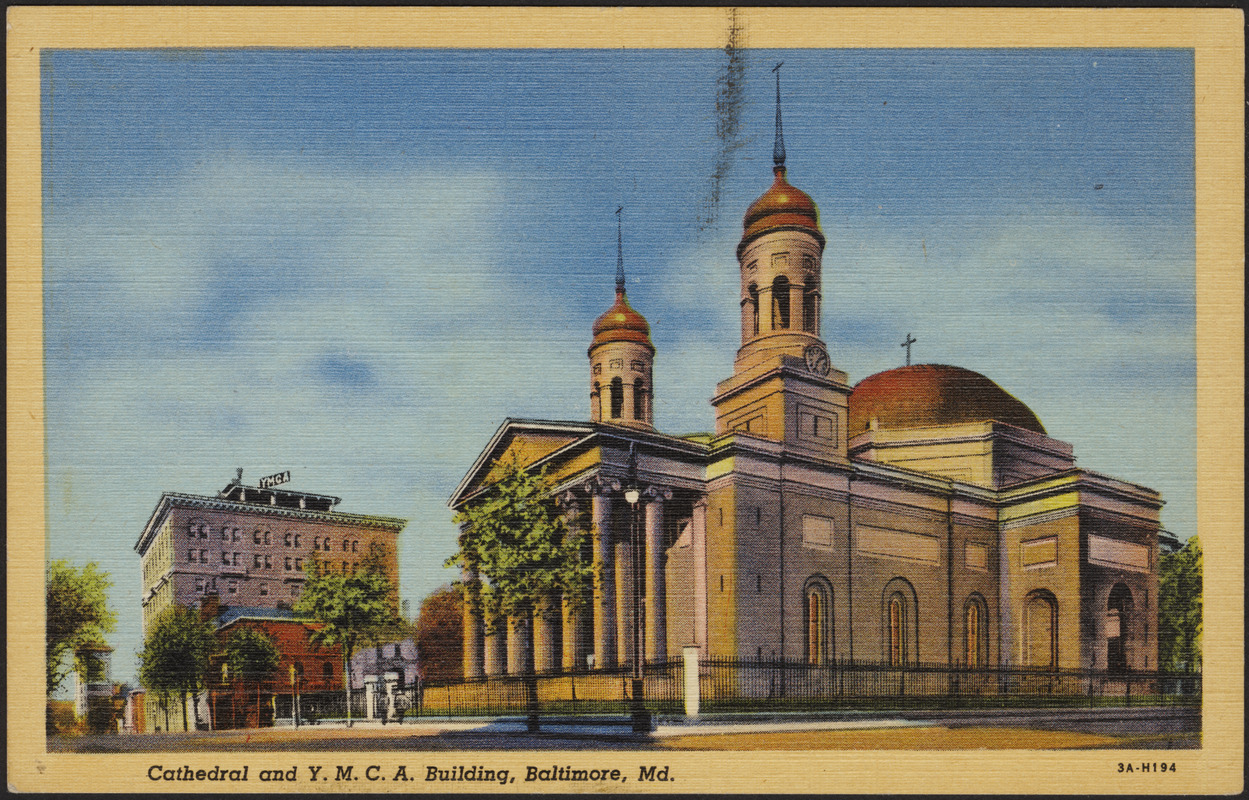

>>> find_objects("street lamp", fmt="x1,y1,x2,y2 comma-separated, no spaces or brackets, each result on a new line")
624,443,651,733
289,664,300,728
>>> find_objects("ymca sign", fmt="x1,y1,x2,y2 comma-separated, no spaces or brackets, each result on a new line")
258,471,291,489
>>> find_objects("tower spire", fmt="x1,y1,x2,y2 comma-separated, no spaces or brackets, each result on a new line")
615,205,625,295
772,62,785,169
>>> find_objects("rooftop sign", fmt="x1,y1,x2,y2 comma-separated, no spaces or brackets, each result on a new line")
258,470,291,489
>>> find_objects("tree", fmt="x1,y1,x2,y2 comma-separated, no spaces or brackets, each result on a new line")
446,453,592,674
1158,535,1202,671
415,585,464,684
138,605,216,732
294,542,397,727
46,560,117,697
223,626,281,728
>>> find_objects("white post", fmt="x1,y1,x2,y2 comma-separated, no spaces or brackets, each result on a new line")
683,645,701,718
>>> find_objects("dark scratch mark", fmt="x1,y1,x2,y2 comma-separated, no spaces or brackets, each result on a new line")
698,8,749,233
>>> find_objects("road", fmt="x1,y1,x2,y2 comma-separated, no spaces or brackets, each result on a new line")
50,706,1199,753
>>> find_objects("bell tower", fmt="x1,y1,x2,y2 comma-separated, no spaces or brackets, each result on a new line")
589,208,655,429
711,65,851,462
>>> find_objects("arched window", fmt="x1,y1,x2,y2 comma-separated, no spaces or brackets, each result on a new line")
633,378,646,420
1024,590,1058,668
322,662,333,683
1107,583,1133,673
592,382,601,421
610,377,623,419
772,276,790,330
889,595,904,666
882,578,918,666
964,595,988,667
803,283,819,333
804,577,832,665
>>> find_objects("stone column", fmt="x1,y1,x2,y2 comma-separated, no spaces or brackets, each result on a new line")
644,489,670,662
590,486,617,669
790,283,805,332
691,499,708,649
533,594,561,674
483,622,507,677
507,614,533,676
616,525,635,667
623,381,636,423
558,492,587,671
461,566,485,680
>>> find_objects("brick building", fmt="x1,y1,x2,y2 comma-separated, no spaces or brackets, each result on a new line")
134,471,406,730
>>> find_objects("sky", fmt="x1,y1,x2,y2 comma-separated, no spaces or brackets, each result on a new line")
41,47,1195,685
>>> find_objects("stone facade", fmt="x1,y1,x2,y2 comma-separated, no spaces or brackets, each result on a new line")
450,107,1162,677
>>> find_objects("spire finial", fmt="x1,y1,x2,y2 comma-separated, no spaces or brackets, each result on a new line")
772,62,786,169
615,206,625,295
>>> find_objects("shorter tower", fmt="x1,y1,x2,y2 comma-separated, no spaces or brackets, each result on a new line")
589,210,655,429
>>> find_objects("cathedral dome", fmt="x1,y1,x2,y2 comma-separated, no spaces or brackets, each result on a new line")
591,289,654,351
740,166,824,252
848,364,1046,435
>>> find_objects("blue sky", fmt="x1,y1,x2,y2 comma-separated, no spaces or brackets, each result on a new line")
42,48,1195,684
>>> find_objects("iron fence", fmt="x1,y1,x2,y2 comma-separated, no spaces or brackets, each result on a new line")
412,658,1200,718
417,661,685,718
696,657,1202,712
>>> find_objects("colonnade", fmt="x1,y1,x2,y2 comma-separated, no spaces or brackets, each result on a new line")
462,476,674,678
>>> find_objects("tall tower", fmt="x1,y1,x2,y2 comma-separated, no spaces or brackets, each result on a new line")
589,209,655,429
712,66,851,462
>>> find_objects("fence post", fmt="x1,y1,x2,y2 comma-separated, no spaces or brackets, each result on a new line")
683,646,700,718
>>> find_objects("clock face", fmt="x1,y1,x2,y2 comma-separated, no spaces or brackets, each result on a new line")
804,344,831,376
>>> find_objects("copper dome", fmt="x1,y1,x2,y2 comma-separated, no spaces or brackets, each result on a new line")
591,289,654,351
739,166,824,254
848,364,1045,435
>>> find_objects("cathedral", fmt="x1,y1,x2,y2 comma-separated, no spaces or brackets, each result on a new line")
450,76,1161,678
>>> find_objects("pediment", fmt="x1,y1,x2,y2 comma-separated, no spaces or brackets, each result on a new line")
451,420,594,508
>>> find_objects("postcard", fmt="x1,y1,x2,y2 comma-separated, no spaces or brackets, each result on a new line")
7,6,1243,795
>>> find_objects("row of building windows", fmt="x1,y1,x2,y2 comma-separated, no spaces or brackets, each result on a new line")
592,377,648,421
744,277,820,336
193,577,303,599
185,521,361,553
801,579,1139,671
187,549,309,572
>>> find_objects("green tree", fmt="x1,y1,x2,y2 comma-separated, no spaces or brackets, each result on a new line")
294,543,397,727
138,605,216,732
46,560,117,697
415,585,464,684
446,453,591,674
223,626,281,728
1158,535,1203,671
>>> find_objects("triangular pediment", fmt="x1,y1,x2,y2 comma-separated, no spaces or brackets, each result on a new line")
450,419,596,508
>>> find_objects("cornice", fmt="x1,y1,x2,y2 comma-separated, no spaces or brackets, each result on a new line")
136,493,406,554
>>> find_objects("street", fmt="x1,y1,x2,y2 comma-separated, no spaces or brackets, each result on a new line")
50,706,1199,752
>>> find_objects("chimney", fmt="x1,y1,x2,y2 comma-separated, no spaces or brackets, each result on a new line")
200,593,221,622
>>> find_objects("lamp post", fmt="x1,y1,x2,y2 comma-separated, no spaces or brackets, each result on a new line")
289,664,300,728
624,443,651,733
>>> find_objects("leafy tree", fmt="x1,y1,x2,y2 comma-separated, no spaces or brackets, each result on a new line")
1158,535,1202,671
46,560,117,697
223,626,281,727
415,585,464,684
446,453,592,674
294,543,397,727
138,605,216,731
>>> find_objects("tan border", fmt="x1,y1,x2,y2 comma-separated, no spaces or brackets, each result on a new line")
7,7,1243,794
